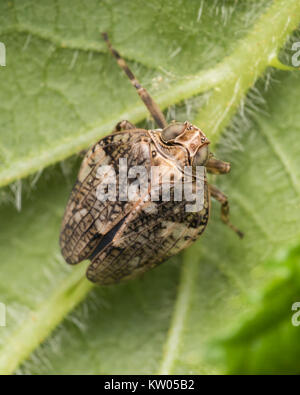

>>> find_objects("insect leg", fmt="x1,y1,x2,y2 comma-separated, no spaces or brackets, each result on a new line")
113,120,136,132
206,157,231,175
102,32,168,129
209,184,244,239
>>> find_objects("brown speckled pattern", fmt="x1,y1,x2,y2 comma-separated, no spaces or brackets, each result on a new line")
60,127,210,285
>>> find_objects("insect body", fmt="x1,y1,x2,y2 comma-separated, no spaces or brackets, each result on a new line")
60,34,243,285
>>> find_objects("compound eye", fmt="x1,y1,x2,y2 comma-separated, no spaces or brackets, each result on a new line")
193,144,209,166
161,123,185,142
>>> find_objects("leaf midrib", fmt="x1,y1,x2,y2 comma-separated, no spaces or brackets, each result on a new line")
0,61,227,187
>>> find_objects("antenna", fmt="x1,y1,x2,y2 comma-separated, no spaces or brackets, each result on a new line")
102,33,167,129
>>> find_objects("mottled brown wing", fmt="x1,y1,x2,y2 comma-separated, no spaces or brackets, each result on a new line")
60,129,152,265
86,183,209,285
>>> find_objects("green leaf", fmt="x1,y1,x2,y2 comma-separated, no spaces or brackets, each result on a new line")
215,244,300,375
0,0,299,374
0,0,282,186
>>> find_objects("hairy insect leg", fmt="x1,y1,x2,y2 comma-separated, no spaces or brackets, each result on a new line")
209,184,244,239
206,157,231,175
102,32,168,129
113,120,136,132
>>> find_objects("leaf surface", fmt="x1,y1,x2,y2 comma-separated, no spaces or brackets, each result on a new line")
0,0,299,374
